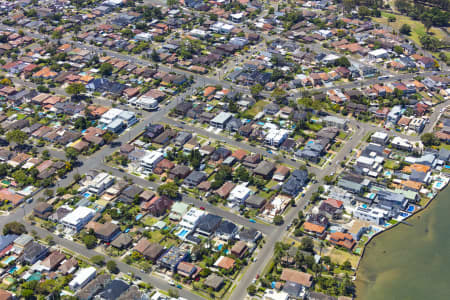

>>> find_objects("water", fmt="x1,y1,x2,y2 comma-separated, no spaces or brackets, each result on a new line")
356,186,450,300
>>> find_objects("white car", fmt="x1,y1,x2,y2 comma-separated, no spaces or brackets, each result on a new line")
168,280,175,286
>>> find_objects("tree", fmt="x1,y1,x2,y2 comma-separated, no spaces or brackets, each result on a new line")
66,83,86,97
420,35,441,51
273,215,284,225
157,182,179,199
343,260,352,270
106,260,119,273
336,56,351,68
247,284,257,295
6,129,28,145
250,84,263,98
150,49,160,62
74,117,88,130
421,132,440,146
301,237,314,252
44,189,54,198
168,289,179,298
83,234,97,249
342,0,353,13
167,0,178,7
394,45,404,55
65,147,79,161
3,222,27,235
399,24,411,35
99,63,113,76
90,255,105,266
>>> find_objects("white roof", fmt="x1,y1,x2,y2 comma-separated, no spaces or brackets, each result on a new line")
372,131,388,139
229,184,251,200
357,156,374,166
211,112,232,124
141,150,164,164
180,208,205,225
61,206,95,226
369,48,388,56
69,267,96,287
101,108,123,120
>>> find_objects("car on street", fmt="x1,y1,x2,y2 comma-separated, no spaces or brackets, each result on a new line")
200,206,205,210
168,280,175,286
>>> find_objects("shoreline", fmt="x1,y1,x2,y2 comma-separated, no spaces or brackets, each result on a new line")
353,180,450,291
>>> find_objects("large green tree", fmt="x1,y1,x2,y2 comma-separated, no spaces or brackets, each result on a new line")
66,83,86,96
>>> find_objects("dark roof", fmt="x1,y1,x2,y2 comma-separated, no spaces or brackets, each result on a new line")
239,228,261,242
282,281,303,297
204,273,224,290
111,233,132,248
76,274,110,300
216,220,238,235
0,234,18,251
120,185,144,202
117,286,144,300
245,194,266,208
99,280,129,300
196,214,222,233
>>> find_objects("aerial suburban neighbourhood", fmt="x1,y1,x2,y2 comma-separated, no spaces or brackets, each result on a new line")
0,0,447,299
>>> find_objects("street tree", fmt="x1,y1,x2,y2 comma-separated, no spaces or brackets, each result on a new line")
106,260,119,273
3,222,27,235
273,215,284,225
65,147,79,162
157,182,179,199
66,83,86,97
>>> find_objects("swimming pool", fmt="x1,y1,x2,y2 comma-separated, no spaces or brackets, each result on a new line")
407,205,415,213
135,214,143,221
368,193,376,200
2,256,16,264
307,140,315,145
8,266,17,274
384,171,392,176
362,204,368,208
257,121,265,126
177,229,189,239
217,244,223,251
83,192,92,198
435,181,443,188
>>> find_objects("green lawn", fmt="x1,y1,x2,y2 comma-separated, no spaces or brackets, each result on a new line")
245,100,268,118
384,159,400,170
141,216,158,227
373,12,446,48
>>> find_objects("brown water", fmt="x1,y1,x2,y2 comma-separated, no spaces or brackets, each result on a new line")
355,186,450,300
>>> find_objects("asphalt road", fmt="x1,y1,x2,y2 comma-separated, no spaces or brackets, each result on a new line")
24,223,203,300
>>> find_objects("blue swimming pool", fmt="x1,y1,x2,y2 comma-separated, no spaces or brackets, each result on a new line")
445,165,450,169
257,121,265,126
362,204,368,208
400,212,410,217
217,244,223,251
435,181,443,188
135,214,143,221
368,193,376,200
2,256,16,264
407,205,415,213
307,140,315,145
177,229,189,239
8,266,17,274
